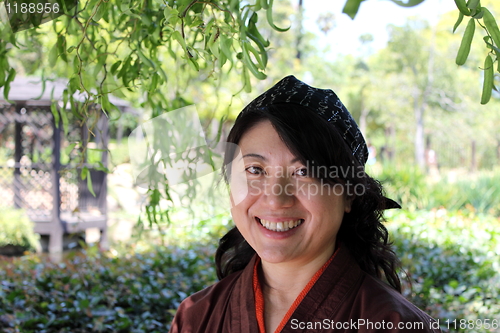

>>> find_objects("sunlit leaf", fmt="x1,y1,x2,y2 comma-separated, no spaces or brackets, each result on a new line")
483,8,500,50
481,54,493,104
456,18,475,65
453,12,465,33
342,0,365,19
454,0,471,16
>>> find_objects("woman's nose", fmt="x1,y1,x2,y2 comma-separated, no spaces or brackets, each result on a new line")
262,175,295,208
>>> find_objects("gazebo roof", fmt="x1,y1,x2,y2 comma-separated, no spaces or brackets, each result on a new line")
0,76,137,114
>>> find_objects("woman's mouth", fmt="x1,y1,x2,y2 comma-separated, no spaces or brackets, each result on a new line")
256,217,304,232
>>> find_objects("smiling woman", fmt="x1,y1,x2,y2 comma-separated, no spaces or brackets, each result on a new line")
169,76,441,333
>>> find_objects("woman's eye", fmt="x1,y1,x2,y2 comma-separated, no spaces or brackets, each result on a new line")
246,166,264,175
295,168,309,177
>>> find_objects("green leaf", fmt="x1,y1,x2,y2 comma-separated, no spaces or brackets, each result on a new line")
466,0,480,11
164,6,179,25
483,8,500,51
57,35,67,62
242,65,251,93
453,12,464,33
482,36,500,54
472,8,484,19
456,18,475,65
64,143,77,156
93,55,106,78
3,68,16,103
266,0,290,32
241,41,266,79
69,75,81,93
81,166,88,180
60,105,69,135
454,0,471,16
62,89,69,109
149,73,159,93
120,0,131,12
187,58,200,71
481,54,493,104
137,48,156,69
92,1,108,22
389,0,426,7
343,0,365,19
172,31,189,57
248,13,270,47
496,50,500,72
220,35,233,60
48,43,59,67
244,40,265,68
110,60,122,75
50,102,60,128
87,172,96,197
247,35,267,67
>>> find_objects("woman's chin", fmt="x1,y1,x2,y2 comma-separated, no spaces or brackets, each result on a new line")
255,247,297,264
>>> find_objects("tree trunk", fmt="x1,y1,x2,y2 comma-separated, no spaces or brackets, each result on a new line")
413,20,436,171
296,0,303,60
359,108,368,137
414,98,426,170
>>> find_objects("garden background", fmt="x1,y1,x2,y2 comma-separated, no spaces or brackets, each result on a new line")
1,0,500,332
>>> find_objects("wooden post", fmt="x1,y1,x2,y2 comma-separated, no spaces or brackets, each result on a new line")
13,105,23,209
49,113,63,253
99,114,109,250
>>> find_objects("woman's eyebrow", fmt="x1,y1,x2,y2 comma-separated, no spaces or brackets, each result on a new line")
240,153,301,164
241,153,266,161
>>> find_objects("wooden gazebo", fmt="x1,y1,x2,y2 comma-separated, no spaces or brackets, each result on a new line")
0,77,133,253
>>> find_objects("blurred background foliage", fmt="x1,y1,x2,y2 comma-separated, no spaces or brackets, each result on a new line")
1,0,500,332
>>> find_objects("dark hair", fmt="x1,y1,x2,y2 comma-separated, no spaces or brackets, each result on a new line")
215,104,402,292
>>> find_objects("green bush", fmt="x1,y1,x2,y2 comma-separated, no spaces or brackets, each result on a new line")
387,209,500,332
374,165,500,215
0,244,217,332
0,208,39,252
2,208,499,332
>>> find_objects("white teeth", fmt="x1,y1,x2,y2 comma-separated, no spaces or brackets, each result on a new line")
259,218,303,232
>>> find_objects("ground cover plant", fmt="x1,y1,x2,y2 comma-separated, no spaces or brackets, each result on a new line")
0,244,217,332
374,166,500,215
388,209,500,332
1,208,499,332
0,208,39,255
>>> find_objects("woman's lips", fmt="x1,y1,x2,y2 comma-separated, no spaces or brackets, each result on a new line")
256,217,304,232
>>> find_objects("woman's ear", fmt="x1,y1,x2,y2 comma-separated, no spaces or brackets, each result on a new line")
344,195,354,213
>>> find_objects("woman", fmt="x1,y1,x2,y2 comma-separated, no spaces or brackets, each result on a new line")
169,76,441,333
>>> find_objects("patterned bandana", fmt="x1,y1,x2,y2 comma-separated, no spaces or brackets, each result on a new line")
240,75,401,209
241,75,368,167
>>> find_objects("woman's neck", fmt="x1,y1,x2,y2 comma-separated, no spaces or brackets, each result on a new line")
259,245,335,295
258,249,335,332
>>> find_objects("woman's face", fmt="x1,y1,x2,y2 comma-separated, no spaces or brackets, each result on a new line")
229,120,351,266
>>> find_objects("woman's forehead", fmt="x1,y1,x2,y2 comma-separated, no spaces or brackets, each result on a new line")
238,121,295,159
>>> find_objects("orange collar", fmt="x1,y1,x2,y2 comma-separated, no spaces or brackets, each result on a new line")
252,249,338,333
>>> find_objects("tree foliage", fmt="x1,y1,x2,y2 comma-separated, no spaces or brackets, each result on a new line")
0,0,287,122
342,0,500,104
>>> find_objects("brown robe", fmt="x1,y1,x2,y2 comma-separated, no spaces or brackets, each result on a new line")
169,246,441,332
